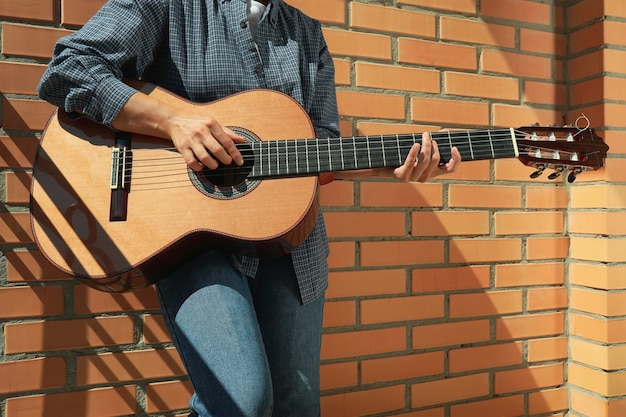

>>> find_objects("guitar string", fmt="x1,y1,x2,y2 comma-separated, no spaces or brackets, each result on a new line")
117,131,596,184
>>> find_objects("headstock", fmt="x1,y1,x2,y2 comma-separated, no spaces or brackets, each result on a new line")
515,125,609,182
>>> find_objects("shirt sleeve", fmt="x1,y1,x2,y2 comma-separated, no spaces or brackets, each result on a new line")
37,0,168,127
309,32,340,141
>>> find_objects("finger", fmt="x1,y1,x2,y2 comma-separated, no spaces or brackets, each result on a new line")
418,139,441,182
182,148,213,172
395,142,421,182
411,133,432,182
441,146,462,173
209,124,244,166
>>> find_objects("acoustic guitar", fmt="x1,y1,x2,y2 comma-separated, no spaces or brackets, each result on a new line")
30,82,609,293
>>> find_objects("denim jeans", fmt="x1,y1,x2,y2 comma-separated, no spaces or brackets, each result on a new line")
155,250,324,417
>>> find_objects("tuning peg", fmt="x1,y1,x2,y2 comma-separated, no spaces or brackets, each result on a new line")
530,166,545,178
567,167,584,183
548,167,564,180
568,171,577,183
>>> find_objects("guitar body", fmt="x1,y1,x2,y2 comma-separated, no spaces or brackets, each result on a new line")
30,84,319,292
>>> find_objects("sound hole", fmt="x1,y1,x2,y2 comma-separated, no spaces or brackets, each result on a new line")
188,130,260,200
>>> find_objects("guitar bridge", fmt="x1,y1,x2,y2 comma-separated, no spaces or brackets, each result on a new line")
109,132,132,221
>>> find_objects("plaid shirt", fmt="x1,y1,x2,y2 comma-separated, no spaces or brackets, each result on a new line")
38,0,338,303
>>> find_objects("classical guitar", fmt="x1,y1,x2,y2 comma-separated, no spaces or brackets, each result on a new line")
30,82,609,293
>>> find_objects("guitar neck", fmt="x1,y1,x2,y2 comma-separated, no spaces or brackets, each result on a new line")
248,128,520,178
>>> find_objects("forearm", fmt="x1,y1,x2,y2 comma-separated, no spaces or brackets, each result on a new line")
111,91,176,140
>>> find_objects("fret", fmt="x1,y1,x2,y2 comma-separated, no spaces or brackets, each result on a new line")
487,130,495,158
381,135,387,166
294,139,299,173
466,130,475,160
352,136,357,169
305,139,310,173
327,138,332,172
340,137,345,170
315,139,321,173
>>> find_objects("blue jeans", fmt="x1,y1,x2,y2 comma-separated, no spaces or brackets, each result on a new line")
155,250,324,417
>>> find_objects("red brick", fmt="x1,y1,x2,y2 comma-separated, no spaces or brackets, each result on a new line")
444,72,519,101
449,184,522,208
0,286,63,319
529,387,569,415
0,357,65,394
0,0,54,22
5,172,31,204
143,314,171,344
4,316,135,353
356,62,440,93
412,319,490,349
2,98,55,131
412,265,490,292
336,90,405,120
145,380,193,413
450,394,524,417
360,181,443,208
323,28,391,60
322,300,356,328
495,211,564,235
74,284,159,314
321,327,406,360
527,337,569,363
449,342,523,373
285,0,346,24
521,28,568,56
412,211,489,236
495,363,564,394
320,361,357,390
61,0,106,26
0,212,34,243
327,269,406,299
6,386,136,417
361,351,443,383
441,17,515,48
411,373,489,408
319,179,354,206
327,241,356,268
398,38,477,71
361,240,444,267
76,348,185,385
360,294,443,324
6,250,73,282
496,312,565,341
321,385,405,417
450,290,523,318
480,0,551,25
2,24,70,59
449,238,522,263
482,49,552,79
495,262,564,287
411,97,489,127
351,3,436,37
324,211,406,238
0,62,46,95
0,136,38,169
398,0,476,15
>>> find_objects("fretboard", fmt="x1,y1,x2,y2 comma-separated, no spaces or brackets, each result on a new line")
248,128,519,178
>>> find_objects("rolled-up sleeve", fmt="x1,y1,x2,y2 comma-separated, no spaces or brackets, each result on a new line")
37,0,168,127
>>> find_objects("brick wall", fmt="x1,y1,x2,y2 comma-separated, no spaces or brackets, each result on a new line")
0,0,621,416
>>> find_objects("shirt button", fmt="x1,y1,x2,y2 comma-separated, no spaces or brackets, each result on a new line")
254,67,263,75
240,21,247,28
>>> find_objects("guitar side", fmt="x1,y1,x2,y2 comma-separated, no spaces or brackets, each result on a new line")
30,85,319,292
